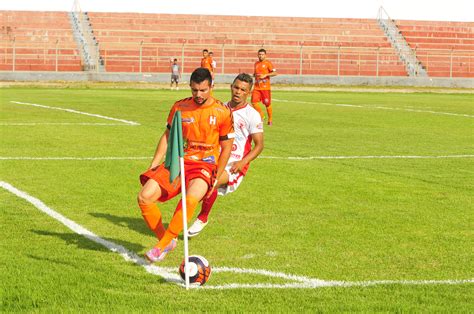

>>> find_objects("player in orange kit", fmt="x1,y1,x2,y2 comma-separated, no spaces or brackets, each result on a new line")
137,67,234,263
201,49,215,94
201,49,214,76
252,48,277,125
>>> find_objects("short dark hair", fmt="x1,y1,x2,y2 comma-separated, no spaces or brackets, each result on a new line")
233,73,253,89
173,58,177,61
190,67,212,85
202,49,209,53
209,51,214,54
258,48,266,54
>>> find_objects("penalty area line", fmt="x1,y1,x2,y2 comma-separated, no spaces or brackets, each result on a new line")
9,101,140,126
273,98,474,118
0,122,134,126
1,180,473,290
1,155,473,161
259,154,474,160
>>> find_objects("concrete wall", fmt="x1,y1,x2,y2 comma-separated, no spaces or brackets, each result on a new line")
0,71,473,88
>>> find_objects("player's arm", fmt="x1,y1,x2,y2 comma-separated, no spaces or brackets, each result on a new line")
149,129,169,169
215,137,233,181
259,69,277,79
266,70,278,77
230,132,264,173
212,107,235,187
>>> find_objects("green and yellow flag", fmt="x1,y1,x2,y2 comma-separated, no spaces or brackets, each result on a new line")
164,110,184,183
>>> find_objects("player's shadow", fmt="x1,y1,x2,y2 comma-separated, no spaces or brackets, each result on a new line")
29,230,172,285
89,212,169,237
31,229,145,253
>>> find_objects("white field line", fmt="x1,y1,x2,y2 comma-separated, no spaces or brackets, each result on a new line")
273,98,474,118
1,155,473,161
1,180,473,290
0,156,151,160
259,154,474,160
0,123,131,126
9,101,140,125
0,181,181,284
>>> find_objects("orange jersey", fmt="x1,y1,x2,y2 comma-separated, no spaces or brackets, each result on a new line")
166,97,234,165
201,57,214,73
254,60,275,90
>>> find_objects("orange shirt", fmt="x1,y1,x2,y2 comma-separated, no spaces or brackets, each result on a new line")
201,57,214,73
254,59,275,90
167,97,234,165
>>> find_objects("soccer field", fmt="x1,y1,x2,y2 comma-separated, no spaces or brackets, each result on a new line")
1,86,473,311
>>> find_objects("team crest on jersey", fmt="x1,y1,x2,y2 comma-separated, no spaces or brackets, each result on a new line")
232,144,237,151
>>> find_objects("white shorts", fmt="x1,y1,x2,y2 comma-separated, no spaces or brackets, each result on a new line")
217,167,245,196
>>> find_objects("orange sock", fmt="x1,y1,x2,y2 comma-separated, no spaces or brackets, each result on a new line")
266,105,273,122
252,103,265,120
139,202,166,240
157,195,199,249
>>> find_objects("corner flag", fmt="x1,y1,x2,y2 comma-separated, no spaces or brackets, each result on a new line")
165,110,184,182
163,110,191,289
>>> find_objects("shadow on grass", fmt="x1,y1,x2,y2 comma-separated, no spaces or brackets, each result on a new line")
31,229,145,253
89,212,170,237
27,232,171,285
27,254,79,268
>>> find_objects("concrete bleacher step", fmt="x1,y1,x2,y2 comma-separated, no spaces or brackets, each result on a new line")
1,10,82,71
1,10,471,77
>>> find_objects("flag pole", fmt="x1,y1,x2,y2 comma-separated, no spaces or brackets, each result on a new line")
179,155,190,290
165,110,189,289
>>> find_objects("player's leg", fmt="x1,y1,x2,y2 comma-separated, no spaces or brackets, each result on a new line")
145,177,208,263
154,177,208,250
251,90,265,120
262,90,273,125
137,179,166,240
188,171,230,237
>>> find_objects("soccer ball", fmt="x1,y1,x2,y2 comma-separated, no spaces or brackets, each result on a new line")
178,255,211,286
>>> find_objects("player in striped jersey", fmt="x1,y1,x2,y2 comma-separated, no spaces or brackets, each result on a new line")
188,73,264,237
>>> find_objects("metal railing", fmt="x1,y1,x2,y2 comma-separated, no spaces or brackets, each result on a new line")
97,42,411,77
1,39,472,77
377,6,429,77
0,39,82,72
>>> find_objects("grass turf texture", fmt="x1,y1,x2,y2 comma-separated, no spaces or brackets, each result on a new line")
1,87,473,311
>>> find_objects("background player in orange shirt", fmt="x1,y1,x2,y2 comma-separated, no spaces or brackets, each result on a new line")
201,49,215,94
252,48,277,125
201,49,214,75
137,67,234,263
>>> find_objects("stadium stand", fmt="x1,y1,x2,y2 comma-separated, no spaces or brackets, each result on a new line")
396,20,474,77
0,10,472,78
87,12,407,76
0,11,82,71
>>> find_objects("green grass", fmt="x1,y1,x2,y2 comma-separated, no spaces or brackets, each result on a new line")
1,87,473,312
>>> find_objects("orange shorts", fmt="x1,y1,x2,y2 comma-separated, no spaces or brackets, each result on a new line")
140,160,216,202
252,89,272,107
